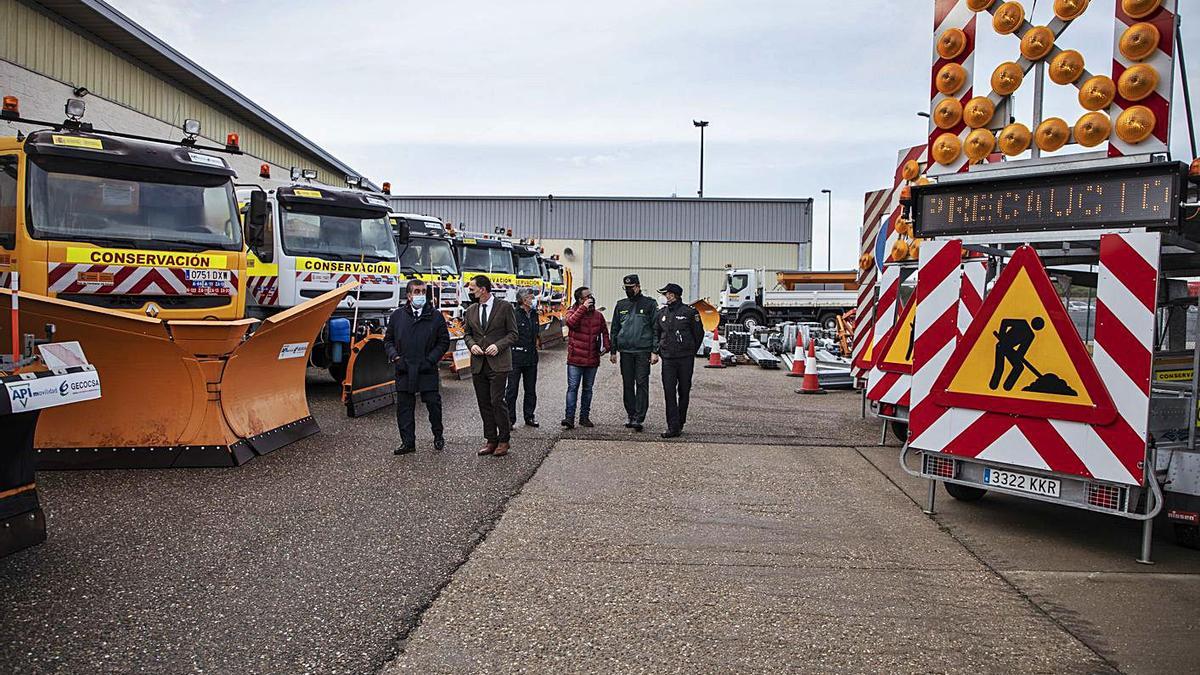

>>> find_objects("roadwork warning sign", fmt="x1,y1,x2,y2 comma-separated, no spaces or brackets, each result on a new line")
875,295,917,373
933,246,1115,424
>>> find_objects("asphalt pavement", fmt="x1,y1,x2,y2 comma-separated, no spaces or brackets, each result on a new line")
2,347,1197,673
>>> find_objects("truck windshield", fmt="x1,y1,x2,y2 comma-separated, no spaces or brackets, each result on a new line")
727,274,748,294
547,265,564,285
400,237,458,276
281,206,397,261
460,245,514,274
27,158,241,251
515,252,541,278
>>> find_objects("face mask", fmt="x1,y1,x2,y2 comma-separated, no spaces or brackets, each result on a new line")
625,288,637,298
411,295,427,309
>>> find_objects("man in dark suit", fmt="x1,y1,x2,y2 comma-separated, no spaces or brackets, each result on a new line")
384,279,451,455
463,274,519,457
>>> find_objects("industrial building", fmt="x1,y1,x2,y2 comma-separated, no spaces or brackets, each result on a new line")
388,196,813,309
1,0,368,187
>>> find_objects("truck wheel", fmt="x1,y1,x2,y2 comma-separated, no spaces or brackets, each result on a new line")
944,482,988,502
739,310,765,331
818,312,839,331
329,361,348,384
890,421,908,443
1174,523,1200,550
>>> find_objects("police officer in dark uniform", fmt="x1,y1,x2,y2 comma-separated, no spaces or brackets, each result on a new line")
653,283,704,438
610,274,659,431
506,288,540,427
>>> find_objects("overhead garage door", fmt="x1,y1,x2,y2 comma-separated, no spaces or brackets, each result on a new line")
698,242,800,304
591,240,690,311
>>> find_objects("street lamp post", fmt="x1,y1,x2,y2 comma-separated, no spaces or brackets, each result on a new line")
821,189,832,270
693,120,709,198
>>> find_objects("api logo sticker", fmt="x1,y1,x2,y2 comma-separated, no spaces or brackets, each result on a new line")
5,370,101,412
277,342,309,360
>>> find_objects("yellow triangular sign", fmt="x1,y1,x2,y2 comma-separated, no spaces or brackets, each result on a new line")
876,295,917,374
933,246,1115,424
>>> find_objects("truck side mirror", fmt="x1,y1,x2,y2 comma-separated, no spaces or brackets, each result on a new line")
395,224,410,247
246,191,268,248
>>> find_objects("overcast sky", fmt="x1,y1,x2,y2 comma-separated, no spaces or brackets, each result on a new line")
110,0,1197,269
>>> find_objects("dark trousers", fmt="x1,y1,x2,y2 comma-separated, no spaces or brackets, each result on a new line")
620,352,651,424
505,362,538,424
395,388,443,447
661,356,695,432
473,363,511,443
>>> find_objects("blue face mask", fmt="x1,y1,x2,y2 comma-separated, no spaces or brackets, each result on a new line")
411,295,427,309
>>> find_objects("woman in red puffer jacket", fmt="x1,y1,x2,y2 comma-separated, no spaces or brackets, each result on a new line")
562,286,610,429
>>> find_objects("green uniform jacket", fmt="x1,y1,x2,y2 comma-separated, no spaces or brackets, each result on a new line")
610,294,658,354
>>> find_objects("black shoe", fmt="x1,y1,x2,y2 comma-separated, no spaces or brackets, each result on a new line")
660,430,680,439
433,437,445,451
394,444,416,455
561,419,575,429
579,418,594,428
525,419,540,428
632,422,644,432
623,420,635,428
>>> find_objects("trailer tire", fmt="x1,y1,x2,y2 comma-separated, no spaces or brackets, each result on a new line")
818,312,839,331
890,421,908,443
329,361,348,384
739,310,765,331
944,482,988,502
1174,523,1200,550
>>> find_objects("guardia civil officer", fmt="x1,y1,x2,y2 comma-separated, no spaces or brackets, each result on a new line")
609,274,658,431
653,283,704,439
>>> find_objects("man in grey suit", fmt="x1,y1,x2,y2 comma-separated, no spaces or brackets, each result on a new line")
463,274,519,457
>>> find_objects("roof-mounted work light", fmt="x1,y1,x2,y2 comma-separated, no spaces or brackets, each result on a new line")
64,98,86,121
301,169,318,181
346,175,362,188
182,119,201,138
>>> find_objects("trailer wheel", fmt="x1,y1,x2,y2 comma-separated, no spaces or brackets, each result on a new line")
739,310,765,331
944,482,988,502
1174,523,1200,550
818,312,839,331
890,420,908,443
329,361,348,384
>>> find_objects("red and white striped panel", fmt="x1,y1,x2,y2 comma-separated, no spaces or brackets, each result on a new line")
912,233,1159,486
47,264,239,297
866,264,906,405
0,271,10,290
909,241,987,447
927,0,976,176
248,276,279,306
853,188,891,379
297,272,398,285
1108,0,1177,158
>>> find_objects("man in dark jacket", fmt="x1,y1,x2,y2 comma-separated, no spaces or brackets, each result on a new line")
506,288,540,428
609,274,658,432
384,279,451,455
464,275,519,457
654,283,704,439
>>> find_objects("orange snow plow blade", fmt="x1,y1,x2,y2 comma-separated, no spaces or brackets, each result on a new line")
692,299,720,333
342,331,395,418
0,285,355,469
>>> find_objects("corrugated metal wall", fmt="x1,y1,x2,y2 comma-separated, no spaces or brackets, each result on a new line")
0,0,344,183
590,241,690,312
390,196,811,244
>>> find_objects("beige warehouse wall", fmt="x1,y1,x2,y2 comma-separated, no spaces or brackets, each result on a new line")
0,0,346,183
592,240,690,310
591,268,687,313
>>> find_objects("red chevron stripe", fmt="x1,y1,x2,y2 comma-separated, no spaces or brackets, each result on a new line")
1115,5,1175,58
1093,416,1147,482
1017,418,1092,478
1095,303,1152,389
867,371,900,400
943,413,1014,458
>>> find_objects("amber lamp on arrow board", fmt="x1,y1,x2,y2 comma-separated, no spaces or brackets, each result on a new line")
909,239,923,259
938,28,968,60
892,239,910,261
932,133,963,165
1053,0,1089,20
1075,112,1112,147
965,129,997,162
1078,75,1116,111
967,0,995,11
933,98,964,130
993,2,1025,35
998,123,1032,156
963,97,996,129
894,218,911,236
1122,0,1162,19
901,159,921,182
1120,23,1160,61
991,62,1024,96
1035,118,1070,152
1020,26,1055,61
1049,50,1085,85
1115,106,1156,144
1118,64,1159,102
937,63,969,96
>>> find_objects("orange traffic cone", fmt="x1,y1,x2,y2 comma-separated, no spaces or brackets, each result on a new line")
786,342,805,377
703,328,725,368
796,339,826,395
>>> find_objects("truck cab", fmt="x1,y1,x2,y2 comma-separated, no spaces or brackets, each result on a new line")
390,213,461,317
720,267,857,330
454,231,517,302
2,128,247,321
511,241,544,301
